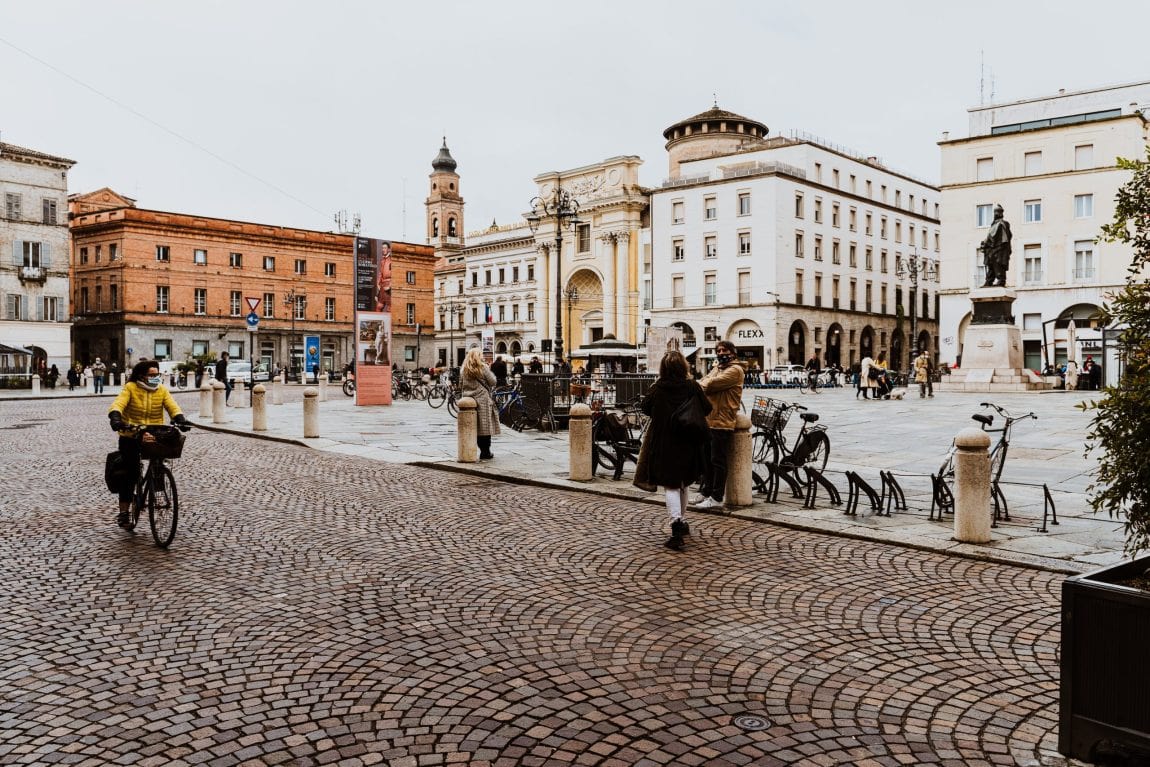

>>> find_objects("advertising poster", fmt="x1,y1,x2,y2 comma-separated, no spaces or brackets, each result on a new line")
646,326,684,372
352,237,393,405
304,334,320,382
481,326,495,362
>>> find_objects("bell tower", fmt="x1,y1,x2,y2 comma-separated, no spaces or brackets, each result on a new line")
426,138,464,254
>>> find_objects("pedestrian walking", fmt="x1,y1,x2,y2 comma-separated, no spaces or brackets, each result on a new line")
511,357,525,379
690,339,745,511
91,357,107,394
634,349,711,551
914,350,934,398
461,348,499,460
66,364,80,391
859,356,877,399
215,352,232,403
490,355,508,388
46,364,59,389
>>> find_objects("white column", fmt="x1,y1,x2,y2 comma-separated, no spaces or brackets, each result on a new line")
615,231,630,343
600,233,616,337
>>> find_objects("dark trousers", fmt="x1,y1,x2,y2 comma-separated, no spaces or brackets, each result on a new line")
699,428,733,502
116,435,142,503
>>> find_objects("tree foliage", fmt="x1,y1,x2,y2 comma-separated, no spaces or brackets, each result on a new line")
1089,147,1150,554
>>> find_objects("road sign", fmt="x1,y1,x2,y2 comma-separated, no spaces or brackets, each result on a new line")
245,296,261,313
246,312,260,331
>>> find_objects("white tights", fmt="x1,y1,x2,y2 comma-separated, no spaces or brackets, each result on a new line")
664,485,689,521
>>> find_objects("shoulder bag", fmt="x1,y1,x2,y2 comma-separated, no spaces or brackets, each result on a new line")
670,390,709,440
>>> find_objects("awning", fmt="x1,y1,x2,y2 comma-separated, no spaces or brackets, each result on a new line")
570,347,639,359
681,346,699,358
0,344,32,355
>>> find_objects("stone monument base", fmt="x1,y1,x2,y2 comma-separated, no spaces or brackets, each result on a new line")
936,288,1052,392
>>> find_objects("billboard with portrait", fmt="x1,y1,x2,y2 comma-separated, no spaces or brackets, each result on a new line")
353,237,393,405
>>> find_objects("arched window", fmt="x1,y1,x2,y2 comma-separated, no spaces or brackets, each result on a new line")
432,217,439,237
448,218,457,237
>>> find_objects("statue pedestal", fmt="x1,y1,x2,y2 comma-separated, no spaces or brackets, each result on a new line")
937,288,1051,393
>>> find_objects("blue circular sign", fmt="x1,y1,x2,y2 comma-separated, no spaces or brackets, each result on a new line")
245,312,260,328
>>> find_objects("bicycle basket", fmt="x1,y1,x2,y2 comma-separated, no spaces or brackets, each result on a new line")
750,397,790,432
139,425,185,459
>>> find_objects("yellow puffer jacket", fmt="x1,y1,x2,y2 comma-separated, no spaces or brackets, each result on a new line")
700,361,745,430
108,382,183,436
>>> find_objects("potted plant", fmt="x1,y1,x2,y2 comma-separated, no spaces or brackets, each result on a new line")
1061,147,1150,763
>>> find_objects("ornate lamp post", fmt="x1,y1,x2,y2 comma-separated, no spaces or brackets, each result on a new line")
896,247,937,367
282,289,306,380
525,183,582,366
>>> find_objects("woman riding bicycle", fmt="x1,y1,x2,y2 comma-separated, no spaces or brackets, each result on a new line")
108,359,188,528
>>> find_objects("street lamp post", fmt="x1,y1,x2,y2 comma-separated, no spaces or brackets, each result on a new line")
283,289,306,382
896,247,937,367
526,182,582,367
565,285,579,353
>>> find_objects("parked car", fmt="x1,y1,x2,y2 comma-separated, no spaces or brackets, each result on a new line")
768,364,806,386
225,361,271,388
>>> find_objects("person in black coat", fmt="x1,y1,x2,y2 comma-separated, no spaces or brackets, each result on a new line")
490,355,508,387
633,350,712,550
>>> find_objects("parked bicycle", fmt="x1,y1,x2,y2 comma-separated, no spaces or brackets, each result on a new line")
426,380,459,412
750,396,831,473
591,397,648,480
121,422,191,548
342,372,356,397
937,402,1037,483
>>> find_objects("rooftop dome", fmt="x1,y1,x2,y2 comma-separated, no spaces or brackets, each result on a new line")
662,105,768,143
431,138,457,172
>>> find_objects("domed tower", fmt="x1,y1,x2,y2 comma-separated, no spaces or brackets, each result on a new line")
662,104,769,178
426,138,464,249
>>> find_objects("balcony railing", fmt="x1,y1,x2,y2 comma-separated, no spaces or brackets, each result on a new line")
1023,272,1045,285
18,266,46,283
1074,268,1096,281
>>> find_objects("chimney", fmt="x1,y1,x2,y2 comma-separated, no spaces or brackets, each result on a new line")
941,131,950,141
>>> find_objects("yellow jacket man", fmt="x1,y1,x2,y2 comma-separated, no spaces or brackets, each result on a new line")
691,340,745,510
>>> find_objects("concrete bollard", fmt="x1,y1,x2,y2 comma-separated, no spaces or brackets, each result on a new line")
199,381,213,419
726,413,754,508
318,375,328,402
456,396,478,463
302,387,319,438
84,374,94,394
252,383,267,431
31,374,40,396
271,379,283,406
234,381,250,409
212,381,227,424
954,427,993,543
280,371,288,386
568,403,593,481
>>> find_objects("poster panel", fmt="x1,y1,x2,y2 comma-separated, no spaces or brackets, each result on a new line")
352,237,393,405
646,327,684,372
480,326,495,362
304,334,320,382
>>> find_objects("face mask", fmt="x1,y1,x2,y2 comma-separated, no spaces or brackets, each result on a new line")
716,353,733,365
147,376,162,387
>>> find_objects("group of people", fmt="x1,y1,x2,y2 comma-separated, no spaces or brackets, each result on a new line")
852,350,935,400
1042,356,1103,391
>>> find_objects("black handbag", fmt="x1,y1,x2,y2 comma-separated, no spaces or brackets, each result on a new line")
671,391,709,440
104,451,132,494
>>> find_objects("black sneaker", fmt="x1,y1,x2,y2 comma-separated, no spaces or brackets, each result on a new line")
676,519,690,536
116,511,130,528
664,533,684,551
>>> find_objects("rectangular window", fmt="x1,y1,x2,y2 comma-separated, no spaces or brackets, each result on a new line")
1023,244,1043,284
230,291,242,316
498,268,505,284
194,288,207,315
404,346,416,363
832,169,840,188
738,231,751,255
401,269,413,284
192,340,209,357
471,272,478,287
294,259,307,275
472,308,478,325
672,239,684,261
832,276,840,309
95,244,102,263
293,295,306,320
154,339,171,360
42,198,58,225
156,285,169,313
850,279,857,310
1075,144,1094,170
512,304,519,321
849,207,857,231
880,249,888,273
193,249,207,265
737,271,751,306
814,274,823,308
704,236,717,259
1024,199,1042,223
263,292,275,318
5,193,22,220
865,247,873,271
794,271,804,305
325,262,337,277
21,241,42,267
849,243,857,268
527,264,535,281
795,192,804,218
738,193,751,216
109,284,118,310
79,287,88,314
1024,151,1043,175
80,246,88,265
512,266,519,282
672,276,685,308
881,284,888,314
704,274,717,306
485,270,491,285
976,157,994,181
894,221,902,243
1074,241,1095,281
880,216,887,239
832,240,841,265
794,231,804,257
527,303,534,321
93,284,103,311
263,255,275,271
230,251,243,268
865,212,873,236
407,303,416,324
814,198,823,224
814,235,823,261
1074,194,1094,218
976,204,993,227
865,282,873,312
672,200,684,224
832,203,840,228
704,196,717,220
156,245,171,262
814,163,822,183
577,223,591,253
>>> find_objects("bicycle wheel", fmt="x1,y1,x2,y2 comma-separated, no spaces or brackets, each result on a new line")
937,447,955,480
427,386,446,408
342,380,355,397
126,478,145,532
447,395,458,418
989,444,1007,482
751,431,780,465
148,465,179,549
802,432,830,472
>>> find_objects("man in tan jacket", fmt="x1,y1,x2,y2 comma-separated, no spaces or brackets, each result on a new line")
691,339,745,510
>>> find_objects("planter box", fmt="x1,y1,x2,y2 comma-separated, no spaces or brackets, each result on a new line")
1061,557,1150,762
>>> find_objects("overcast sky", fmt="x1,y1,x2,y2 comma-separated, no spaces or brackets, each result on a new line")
3,1,1148,241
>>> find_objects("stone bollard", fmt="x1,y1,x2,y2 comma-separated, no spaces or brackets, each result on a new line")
725,413,754,508
31,374,41,396
271,379,283,406
318,375,328,402
84,374,94,395
234,381,250,409
212,381,227,424
280,371,288,386
252,384,267,431
303,387,319,438
199,380,213,419
954,427,993,543
456,396,478,463
568,403,593,481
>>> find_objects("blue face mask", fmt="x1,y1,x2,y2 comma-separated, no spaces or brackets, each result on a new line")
147,376,162,387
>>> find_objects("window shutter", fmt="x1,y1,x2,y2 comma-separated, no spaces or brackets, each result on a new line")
12,241,21,266
22,295,29,321
41,242,51,269
36,297,44,321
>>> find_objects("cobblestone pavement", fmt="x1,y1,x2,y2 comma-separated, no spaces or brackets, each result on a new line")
1,397,1067,766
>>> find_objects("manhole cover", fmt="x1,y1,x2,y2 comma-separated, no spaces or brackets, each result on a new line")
732,713,771,731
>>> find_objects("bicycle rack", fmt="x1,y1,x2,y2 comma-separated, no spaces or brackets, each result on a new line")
802,466,842,509
1038,483,1059,532
991,480,1009,526
844,471,882,516
929,474,954,521
753,465,779,502
879,471,907,515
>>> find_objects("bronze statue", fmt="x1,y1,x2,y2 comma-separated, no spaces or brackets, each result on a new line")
980,204,1013,287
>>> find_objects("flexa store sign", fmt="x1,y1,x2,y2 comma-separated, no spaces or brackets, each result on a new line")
735,328,764,339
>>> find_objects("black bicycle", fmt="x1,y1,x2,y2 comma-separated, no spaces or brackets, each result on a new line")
750,397,830,473
937,402,1037,483
122,423,190,548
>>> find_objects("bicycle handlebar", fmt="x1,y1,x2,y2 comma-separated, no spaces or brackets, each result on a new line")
978,402,1038,422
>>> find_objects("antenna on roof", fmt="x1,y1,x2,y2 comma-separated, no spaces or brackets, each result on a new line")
979,49,984,105
712,92,718,108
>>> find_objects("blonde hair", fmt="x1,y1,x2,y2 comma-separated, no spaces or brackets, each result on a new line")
462,348,487,380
